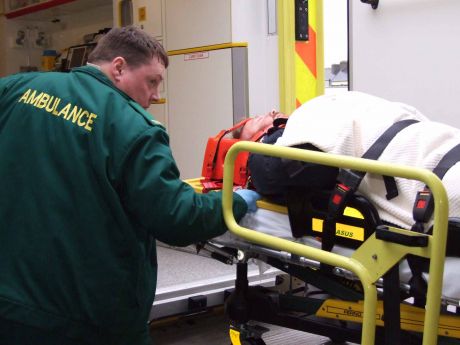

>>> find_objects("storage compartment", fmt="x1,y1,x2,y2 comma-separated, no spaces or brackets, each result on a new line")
1,0,113,75
165,0,232,51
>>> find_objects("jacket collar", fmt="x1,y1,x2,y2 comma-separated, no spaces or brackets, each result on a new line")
71,65,132,101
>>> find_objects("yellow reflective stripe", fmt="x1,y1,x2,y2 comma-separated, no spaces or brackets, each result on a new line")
309,0,318,31
278,0,296,114
317,299,460,339
336,223,365,241
294,0,324,106
295,52,317,105
344,206,364,219
168,42,247,56
312,219,365,241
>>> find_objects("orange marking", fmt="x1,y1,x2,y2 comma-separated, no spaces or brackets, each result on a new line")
295,26,317,78
296,98,302,108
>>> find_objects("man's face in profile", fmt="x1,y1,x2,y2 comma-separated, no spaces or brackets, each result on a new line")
117,57,165,109
240,110,285,140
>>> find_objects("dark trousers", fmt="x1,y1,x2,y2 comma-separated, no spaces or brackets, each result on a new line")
0,317,153,345
0,317,92,345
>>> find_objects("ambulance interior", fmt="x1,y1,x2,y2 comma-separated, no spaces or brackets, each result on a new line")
1,1,460,344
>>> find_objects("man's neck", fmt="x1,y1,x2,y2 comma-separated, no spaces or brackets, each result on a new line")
86,62,101,70
87,62,115,84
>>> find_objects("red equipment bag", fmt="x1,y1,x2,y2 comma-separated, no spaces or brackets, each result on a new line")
201,119,264,189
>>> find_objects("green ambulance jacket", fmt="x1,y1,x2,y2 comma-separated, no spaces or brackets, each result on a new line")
0,66,247,343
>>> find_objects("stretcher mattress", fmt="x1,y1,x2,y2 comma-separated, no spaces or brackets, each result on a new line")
215,208,460,302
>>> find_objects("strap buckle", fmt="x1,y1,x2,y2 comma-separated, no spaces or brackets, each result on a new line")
328,183,352,217
328,169,363,218
412,189,434,223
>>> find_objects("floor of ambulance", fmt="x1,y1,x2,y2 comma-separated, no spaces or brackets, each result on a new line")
150,245,357,345
150,308,355,345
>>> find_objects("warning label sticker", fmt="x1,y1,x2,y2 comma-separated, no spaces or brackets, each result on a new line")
184,52,209,61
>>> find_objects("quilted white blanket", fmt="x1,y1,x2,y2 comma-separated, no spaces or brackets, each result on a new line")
275,91,460,230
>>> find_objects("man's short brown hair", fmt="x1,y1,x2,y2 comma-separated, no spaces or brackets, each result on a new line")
88,26,169,68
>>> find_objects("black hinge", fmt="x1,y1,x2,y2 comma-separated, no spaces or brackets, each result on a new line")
361,0,379,10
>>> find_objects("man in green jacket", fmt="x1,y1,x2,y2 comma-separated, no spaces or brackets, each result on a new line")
0,26,259,344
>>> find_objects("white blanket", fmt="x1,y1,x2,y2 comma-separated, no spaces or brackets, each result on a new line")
275,91,460,230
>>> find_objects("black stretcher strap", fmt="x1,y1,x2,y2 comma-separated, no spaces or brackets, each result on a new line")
411,142,460,236
361,119,420,160
412,143,460,225
361,119,420,200
320,119,419,283
383,265,401,345
322,119,419,253
408,142,460,307
432,143,460,180
322,119,419,342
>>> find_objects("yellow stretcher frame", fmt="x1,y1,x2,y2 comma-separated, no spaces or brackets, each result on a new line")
222,141,449,345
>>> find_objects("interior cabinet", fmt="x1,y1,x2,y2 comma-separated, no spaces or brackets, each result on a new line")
4,0,75,19
0,0,113,76
165,0,231,51
132,0,162,39
4,0,110,20
164,0,278,179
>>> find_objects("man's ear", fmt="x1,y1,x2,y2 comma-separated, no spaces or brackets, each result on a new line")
110,57,126,82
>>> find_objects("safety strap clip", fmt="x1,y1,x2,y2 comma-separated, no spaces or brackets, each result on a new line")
328,183,352,218
412,188,434,223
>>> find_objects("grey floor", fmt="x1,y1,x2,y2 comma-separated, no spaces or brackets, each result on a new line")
150,308,351,345
155,244,238,289
151,245,358,344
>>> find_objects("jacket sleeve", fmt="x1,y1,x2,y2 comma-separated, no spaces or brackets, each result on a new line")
0,74,23,98
119,125,248,246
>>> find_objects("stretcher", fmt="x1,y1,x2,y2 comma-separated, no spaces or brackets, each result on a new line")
188,141,460,345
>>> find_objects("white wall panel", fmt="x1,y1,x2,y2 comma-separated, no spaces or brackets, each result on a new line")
133,0,162,38
167,49,234,179
165,0,231,51
148,103,166,126
349,0,460,127
164,0,279,178
231,0,279,116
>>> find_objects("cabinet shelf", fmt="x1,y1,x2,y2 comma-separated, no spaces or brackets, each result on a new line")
4,0,111,20
5,0,76,19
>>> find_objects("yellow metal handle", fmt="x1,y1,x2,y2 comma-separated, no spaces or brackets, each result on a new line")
222,141,449,345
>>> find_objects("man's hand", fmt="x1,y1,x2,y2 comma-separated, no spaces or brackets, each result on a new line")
234,189,261,212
